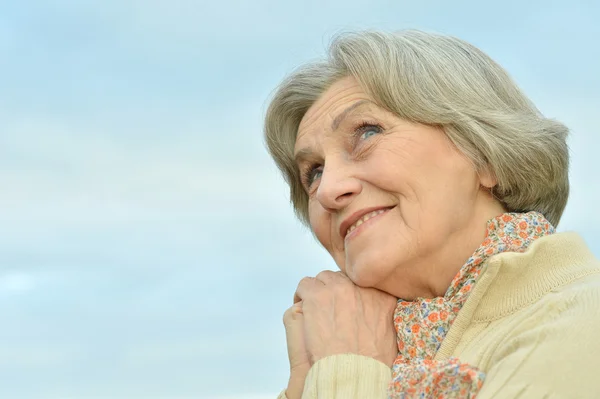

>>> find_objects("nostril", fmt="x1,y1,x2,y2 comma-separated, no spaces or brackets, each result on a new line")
337,192,355,201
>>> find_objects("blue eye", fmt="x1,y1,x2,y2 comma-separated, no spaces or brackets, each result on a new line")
357,123,383,140
303,165,323,188
310,168,322,183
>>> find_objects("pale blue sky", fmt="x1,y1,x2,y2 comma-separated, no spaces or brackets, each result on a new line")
0,1,598,398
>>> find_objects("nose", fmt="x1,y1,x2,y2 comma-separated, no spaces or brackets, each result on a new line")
315,161,362,212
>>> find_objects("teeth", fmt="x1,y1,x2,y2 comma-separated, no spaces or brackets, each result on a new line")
346,209,387,236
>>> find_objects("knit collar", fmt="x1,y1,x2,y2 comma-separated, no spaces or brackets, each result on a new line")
443,211,555,300
389,211,555,398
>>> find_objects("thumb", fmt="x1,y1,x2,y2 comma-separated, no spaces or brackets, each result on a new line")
283,301,304,348
283,301,310,373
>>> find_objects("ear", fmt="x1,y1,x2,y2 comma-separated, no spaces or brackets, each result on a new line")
478,166,497,189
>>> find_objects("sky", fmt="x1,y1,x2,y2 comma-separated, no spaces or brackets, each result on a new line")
0,0,598,398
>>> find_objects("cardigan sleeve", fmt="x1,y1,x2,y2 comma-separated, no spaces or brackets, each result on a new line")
277,354,392,399
296,354,392,398
476,284,600,398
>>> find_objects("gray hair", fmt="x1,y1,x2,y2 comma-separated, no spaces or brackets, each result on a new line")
264,30,569,227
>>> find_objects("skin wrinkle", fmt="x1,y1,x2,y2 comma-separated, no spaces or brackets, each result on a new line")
331,100,370,132
296,104,380,172
266,31,570,229
296,76,505,300
298,83,363,133
381,139,424,283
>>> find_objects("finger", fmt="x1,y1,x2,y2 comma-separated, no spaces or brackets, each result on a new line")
283,302,304,349
283,301,303,325
314,270,339,285
283,302,309,374
293,300,303,314
294,276,324,304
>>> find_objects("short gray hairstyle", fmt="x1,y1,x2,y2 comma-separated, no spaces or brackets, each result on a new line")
264,30,569,227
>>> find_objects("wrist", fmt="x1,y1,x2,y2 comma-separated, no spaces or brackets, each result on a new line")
286,369,309,399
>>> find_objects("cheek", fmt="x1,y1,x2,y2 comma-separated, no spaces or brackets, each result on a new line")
309,202,347,270
433,162,480,208
308,202,331,248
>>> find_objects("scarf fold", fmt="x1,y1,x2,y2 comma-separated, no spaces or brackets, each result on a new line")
389,212,555,398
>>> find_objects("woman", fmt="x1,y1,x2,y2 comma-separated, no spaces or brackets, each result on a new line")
264,30,600,398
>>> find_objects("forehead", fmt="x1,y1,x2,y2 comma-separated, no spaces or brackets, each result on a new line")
296,77,371,147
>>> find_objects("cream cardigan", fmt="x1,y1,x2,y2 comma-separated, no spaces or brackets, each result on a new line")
279,232,600,398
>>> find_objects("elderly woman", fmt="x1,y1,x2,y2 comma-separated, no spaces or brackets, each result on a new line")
264,30,600,399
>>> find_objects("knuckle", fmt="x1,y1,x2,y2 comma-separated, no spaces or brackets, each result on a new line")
283,308,302,329
297,276,322,296
316,270,334,280
298,276,314,288
283,306,294,320
283,304,301,324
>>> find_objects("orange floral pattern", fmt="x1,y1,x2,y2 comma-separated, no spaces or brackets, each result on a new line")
389,212,554,398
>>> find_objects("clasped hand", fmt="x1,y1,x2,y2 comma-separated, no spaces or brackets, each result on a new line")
283,270,398,399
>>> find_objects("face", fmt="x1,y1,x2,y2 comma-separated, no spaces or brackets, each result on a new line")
294,76,503,299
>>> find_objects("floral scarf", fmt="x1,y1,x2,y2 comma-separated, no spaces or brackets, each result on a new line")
389,212,555,398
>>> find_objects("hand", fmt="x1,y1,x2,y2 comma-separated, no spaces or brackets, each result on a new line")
294,270,398,367
283,301,310,399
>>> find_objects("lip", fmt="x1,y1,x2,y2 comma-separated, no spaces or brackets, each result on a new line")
339,205,395,240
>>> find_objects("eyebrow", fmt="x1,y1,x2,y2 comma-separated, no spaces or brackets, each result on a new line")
331,99,369,132
294,100,370,165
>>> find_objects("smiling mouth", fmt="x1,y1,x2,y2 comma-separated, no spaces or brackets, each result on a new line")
344,207,394,239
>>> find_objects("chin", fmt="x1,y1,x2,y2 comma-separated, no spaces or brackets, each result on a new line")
345,257,388,288
343,237,401,289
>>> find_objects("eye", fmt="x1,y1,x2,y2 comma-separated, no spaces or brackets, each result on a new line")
356,123,383,140
302,164,323,189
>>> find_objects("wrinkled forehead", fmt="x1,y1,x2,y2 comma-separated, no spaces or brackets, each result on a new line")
296,77,371,149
